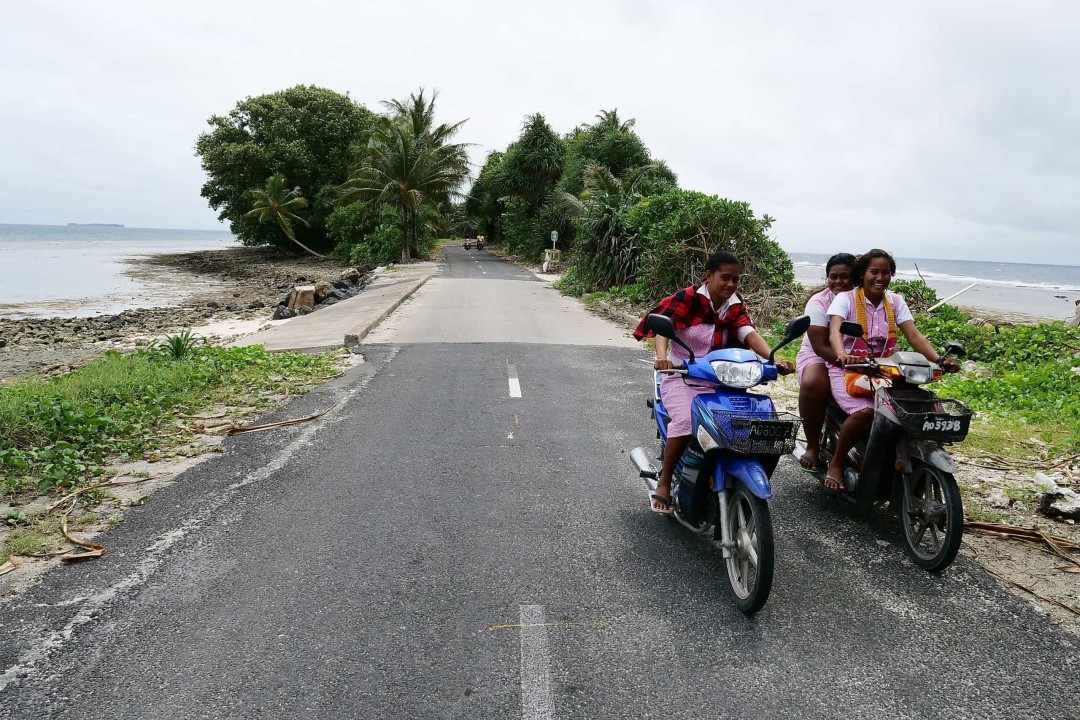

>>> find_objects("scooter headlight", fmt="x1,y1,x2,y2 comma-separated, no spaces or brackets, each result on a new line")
709,360,763,388
902,365,932,384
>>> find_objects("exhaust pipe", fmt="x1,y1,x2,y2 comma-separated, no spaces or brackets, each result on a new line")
630,447,659,491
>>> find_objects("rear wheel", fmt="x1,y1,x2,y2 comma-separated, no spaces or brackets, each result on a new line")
723,482,774,614
900,461,963,572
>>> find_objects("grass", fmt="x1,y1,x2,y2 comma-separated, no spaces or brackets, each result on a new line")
1,345,340,495
0,344,341,563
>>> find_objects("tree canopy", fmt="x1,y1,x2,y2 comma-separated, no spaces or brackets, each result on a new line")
195,85,375,252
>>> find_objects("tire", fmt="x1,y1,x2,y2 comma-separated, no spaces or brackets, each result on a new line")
899,460,963,573
723,481,774,614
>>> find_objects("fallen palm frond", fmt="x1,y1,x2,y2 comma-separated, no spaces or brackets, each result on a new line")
59,497,104,562
0,556,21,576
984,568,1080,616
964,520,1080,567
225,403,336,436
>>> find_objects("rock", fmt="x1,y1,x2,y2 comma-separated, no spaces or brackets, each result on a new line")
225,304,241,312
297,306,313,315
248,300,265,310
321,296,339,306
332,280,351,291
272,305,297,320
1040,488,1080,520
286,285,316,310
1035,473,1080,520
987,488,1012,509
339,268,361,285
314,281,333,303
207,301,221,309
0,338,5,349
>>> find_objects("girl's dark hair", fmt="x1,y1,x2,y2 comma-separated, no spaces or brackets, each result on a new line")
705,251,741,272
854,249,897,282
826,252,857,274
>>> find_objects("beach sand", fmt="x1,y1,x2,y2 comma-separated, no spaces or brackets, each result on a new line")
794,265,1080,323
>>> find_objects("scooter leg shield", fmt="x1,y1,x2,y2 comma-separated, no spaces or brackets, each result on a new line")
713,455,772,500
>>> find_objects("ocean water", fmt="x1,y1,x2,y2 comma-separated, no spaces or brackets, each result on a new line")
0,224,234,317
790,252,1080,293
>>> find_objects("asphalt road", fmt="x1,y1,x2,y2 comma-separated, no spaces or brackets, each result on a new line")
1,247,1077,719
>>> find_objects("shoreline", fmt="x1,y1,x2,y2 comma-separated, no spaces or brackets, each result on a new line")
0,247,363,381
793,265,1079,323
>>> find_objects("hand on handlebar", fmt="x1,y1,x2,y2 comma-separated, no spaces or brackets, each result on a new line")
835,352,861,367
775,360,795,375
654,358,675,371
940,357,960,373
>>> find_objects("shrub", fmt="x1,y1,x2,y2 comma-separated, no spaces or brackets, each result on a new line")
626,190,794,299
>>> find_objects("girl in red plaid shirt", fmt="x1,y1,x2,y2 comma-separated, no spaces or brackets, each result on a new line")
635,251,795,513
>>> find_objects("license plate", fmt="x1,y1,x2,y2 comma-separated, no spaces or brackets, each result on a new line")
748,420,796,440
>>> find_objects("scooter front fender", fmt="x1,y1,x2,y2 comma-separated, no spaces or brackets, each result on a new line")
897,437,958,475
713,454,772,500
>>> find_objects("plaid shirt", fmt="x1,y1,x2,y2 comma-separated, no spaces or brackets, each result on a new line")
634,285,755,351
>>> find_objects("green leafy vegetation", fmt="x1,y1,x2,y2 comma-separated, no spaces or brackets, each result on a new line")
887,285,1080,453
196,85,376,253
0,346,340,501
152,329,203,360
465,108,794,328
338,90,470,262
196,85,468,263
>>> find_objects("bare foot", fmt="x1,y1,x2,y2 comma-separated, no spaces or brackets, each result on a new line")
823,470,844,492
650,482,673,514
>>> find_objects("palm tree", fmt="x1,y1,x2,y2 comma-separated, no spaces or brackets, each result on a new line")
339,90,471,261
243,173,326,258
572,162,667,289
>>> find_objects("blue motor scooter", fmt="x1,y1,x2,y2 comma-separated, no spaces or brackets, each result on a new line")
630,313,809,613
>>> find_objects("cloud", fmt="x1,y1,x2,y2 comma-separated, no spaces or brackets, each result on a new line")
1,0,1077,264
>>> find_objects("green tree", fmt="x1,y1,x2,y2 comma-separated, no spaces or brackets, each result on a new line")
494,114,565,211
625,189,794,298
243,174,325,257
339,90,470,261
465,151,507,242
195,85,375,252
558,109,662,196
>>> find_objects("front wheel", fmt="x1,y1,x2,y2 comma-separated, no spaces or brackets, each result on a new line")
723,482,774,614
900,460,963,572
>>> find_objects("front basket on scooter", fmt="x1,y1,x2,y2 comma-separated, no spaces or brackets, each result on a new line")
709,410,802,455
878,390,973,442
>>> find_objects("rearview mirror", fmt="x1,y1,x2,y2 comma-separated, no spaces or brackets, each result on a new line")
646,313,695,363
646,313,677,340
784,315,811,340
768,315,811,363
945,342,966,358
839,321,863,337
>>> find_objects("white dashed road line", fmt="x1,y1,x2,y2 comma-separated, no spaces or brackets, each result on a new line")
519,604,556,720
507,362,522,398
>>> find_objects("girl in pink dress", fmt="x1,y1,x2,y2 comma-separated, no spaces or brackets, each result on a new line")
822,249,959,491
634,251,795,513
794,253,855,471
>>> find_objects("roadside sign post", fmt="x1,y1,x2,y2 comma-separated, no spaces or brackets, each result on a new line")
544,231,561,273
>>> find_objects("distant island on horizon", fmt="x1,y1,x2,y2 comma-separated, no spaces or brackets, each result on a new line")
67,223,125,227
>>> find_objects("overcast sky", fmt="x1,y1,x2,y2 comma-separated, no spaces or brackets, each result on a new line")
2,0,1077,265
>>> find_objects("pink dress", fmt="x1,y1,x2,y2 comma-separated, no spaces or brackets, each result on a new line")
795,288,834,384
660,323,721,437
826,290,914,415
